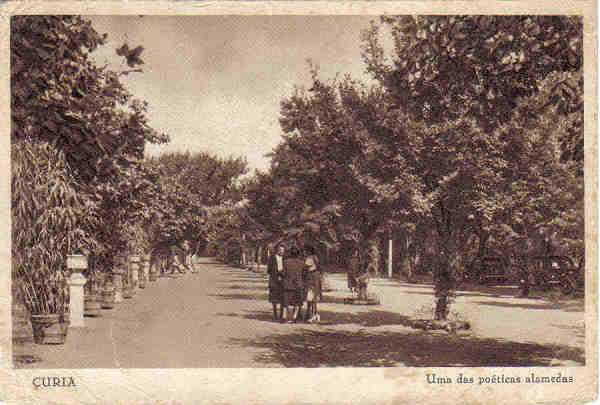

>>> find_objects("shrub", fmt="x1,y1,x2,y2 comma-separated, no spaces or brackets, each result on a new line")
12,138,94,314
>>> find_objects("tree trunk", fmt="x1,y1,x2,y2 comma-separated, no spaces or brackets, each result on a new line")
434,257,454,321
257,246,263,265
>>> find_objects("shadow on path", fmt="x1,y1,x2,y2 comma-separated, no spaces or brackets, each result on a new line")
210,292,269,301
320,295,350,304
217,311,276,323
228,328,585,367
225,285,268,291
225,278,267,284
220,309,415,327
399,289,512,300
473,301,564,310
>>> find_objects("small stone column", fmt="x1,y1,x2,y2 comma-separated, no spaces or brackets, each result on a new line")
66,255,88,328
130,256,140,291
140,255,150,289
112,269,123,303
68,273,87,327
113,256,127,303
149,257,158,281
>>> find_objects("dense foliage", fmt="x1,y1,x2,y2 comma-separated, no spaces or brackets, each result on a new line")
12,139,92,313
236,15,584,319
12,15,584,322
11,16,247,314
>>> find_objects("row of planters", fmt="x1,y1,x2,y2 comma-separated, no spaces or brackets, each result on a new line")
11,133,199,347
21,251,192,345
12,18,210,348
83,254,152,316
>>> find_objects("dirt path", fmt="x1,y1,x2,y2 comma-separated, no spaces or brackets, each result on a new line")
14,258,585,368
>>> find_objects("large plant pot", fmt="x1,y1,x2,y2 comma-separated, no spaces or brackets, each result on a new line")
84,293,101,317
123,285,133,299
130,256,140,290
101,288,115,309
30,314,68,345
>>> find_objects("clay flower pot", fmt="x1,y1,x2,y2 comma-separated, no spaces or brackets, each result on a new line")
101,287,115,309
84,292,101,317
30,313,68,345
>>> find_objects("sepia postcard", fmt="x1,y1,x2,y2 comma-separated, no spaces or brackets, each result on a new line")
0,1,597,404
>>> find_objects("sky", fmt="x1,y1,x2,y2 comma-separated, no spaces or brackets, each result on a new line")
87,16,381,172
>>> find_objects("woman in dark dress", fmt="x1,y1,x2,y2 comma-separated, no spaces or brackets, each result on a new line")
282,246,304,323
267,243,285,320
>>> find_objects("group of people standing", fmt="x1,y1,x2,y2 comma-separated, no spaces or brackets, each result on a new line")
267,243,322,324
152,241,194,276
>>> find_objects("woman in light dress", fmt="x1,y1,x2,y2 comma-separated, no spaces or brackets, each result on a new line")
303,245,321,323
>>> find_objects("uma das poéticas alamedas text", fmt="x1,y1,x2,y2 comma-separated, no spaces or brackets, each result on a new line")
426,373,575,385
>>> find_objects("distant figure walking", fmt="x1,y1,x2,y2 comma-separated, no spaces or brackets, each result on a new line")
282,246,305,323
267,243,286,321
303,245,321,323
182,240,193,271
170,246,186,275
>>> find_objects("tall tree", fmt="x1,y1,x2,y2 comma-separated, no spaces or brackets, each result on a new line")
362,16,582,131
11,16,168,184
273,71,404,261
355,15,583,318
11,15,168,282
146,151,248,253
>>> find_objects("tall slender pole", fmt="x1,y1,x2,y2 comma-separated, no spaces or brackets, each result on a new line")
388,238,393,278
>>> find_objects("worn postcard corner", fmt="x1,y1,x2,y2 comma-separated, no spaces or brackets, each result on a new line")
0,1,597,405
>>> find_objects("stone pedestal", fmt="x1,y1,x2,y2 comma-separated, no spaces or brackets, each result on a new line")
130,256,140,291
112,270,123,303
68,272,87,328
140,255,150,288
149,261,158,281
138,269,146,289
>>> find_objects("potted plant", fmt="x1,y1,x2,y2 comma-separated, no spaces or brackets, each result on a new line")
126,222,152,290
101,273,116,309
121,255,133,299
23,271,70,345
12,139,96,344
90,255,115,309
148,254,159,282
83,256,102,317
139,254,150,288
129,255,141,290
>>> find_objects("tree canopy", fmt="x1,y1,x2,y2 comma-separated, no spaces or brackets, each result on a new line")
11,16,168,184
236,15,584,318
